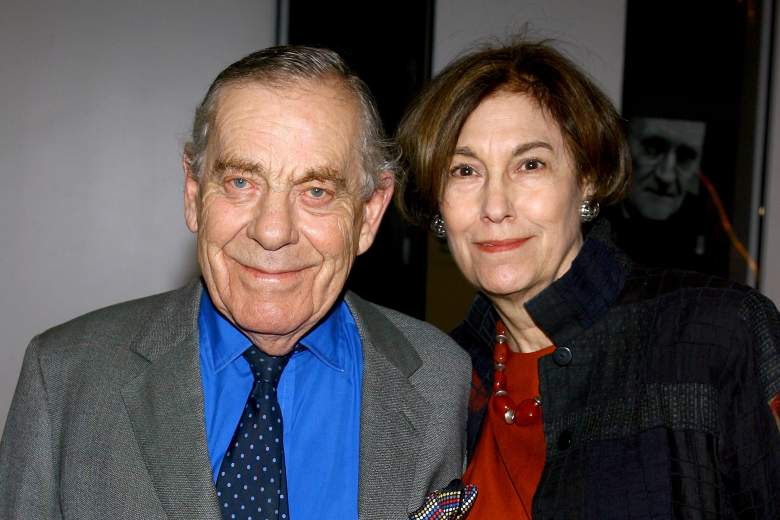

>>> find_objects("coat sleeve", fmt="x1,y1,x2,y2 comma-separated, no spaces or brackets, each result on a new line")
721,291,780,517
0,337,63,519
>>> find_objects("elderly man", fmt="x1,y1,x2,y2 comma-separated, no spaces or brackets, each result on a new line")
605,117,728,275
0,46,470,520
625,118,706,222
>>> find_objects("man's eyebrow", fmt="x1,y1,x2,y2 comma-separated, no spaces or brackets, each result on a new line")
296,168,348,189
212,157,266,176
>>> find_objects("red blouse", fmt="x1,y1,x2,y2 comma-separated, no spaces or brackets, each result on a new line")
463,345,555,519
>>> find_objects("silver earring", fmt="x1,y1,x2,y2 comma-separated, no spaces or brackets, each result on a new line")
430,213,447,238
580,200,600,222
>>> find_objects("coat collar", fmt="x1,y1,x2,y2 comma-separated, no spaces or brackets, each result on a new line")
462,220,629,347
125,279,202,363
345,291,422,377
345,292,429,518
121,282,428,519
525,221,629,346
121,280,222,519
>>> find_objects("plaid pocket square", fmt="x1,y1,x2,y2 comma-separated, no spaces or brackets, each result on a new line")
408,479,477,520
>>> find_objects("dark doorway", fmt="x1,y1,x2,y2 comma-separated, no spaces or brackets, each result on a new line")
287,0,435,318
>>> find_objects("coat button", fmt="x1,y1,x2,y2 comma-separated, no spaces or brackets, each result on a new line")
557,430,572,450
552,346,572,366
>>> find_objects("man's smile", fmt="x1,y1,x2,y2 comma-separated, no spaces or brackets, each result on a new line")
234,259,311,283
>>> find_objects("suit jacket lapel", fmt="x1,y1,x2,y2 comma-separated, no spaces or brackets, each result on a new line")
121,281,221,520
346,293,430,519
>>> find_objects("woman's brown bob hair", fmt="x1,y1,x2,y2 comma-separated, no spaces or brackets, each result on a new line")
397,40,632,225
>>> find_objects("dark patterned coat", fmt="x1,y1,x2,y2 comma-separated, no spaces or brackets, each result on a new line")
452,223,780,519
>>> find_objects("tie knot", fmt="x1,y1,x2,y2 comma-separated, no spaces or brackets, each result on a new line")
243,347,291,385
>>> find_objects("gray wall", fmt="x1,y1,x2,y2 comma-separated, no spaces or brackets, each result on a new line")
761,1,780,303
433,0,627,105
0,0,275,432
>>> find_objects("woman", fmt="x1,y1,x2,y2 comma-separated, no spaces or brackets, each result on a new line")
398,41,780,519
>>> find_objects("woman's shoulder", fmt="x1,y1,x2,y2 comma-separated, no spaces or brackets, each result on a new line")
617,266,780,342
617,266,780,376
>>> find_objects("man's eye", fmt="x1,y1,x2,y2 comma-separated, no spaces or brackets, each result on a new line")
675,145,698,166
304,187,334,203
640,136,670,157
231,177,249,189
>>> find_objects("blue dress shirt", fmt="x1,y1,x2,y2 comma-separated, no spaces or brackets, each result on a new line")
199,289,363,520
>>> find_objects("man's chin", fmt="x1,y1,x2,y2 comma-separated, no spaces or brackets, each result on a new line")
236,321,307,355
236,305,306,331
628,196,682,221
231,301,317,343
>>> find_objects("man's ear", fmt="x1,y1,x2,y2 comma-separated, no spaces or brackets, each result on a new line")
183,154,200,233
357,171,395,255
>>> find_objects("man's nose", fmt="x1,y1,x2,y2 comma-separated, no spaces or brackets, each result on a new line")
653,152,678,186
247,191,298,251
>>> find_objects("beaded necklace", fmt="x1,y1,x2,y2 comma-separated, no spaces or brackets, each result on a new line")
491,319,543,425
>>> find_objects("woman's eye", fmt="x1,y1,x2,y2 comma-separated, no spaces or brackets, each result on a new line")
523,159,545,171
308,187,326,198
451,164,476,176
231,177,249,189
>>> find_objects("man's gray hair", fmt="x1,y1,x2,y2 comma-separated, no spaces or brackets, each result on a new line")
184,45,397,199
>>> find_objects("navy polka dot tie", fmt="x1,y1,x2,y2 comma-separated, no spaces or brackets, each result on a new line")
216,348,291,520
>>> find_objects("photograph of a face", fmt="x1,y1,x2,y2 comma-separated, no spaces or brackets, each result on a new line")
614,0,765,282
626,118,706,223
607,117,727,276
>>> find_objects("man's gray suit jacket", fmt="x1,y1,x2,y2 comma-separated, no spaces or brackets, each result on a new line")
0,281,471,519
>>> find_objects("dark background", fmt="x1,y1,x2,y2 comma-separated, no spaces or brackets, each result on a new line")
288,0,436,318
287,0,770,318
619,0,767,281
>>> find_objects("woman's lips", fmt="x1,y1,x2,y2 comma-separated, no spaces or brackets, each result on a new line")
474,238,531,253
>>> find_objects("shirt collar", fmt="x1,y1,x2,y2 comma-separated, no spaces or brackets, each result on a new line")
298,300,348,372
199,289,252,373
199,288,347,373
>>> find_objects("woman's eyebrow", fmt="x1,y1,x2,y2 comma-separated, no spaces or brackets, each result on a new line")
453,146,477,158
512,141,553,156
453,141,553,159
